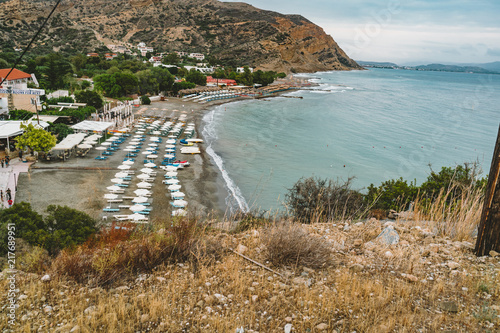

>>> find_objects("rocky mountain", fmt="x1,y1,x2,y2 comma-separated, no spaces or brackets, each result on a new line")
0,0,361,73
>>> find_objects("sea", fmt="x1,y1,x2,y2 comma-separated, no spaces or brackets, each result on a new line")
201,68,500,214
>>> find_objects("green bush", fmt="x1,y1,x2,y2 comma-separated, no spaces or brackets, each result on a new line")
0,202,98,256
48,122,74,142
140,95,151,105
8,109,33,120
286,177,365,223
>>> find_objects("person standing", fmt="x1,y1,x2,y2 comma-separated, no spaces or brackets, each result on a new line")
0,189,3,201
6,188,11,201
5,155,9,167
1,158,4,168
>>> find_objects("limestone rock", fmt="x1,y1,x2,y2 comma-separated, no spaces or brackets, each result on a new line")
236,244,248,254
41,274,51,282
489,250,499,258
284,323,292,333
376,226,400,246
316,323,328,330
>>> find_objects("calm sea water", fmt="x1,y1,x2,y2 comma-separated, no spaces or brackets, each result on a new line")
202,68,500,213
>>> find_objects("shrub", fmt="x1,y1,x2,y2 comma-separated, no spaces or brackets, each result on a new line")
8,109,33,120
286,177,366,223
233,211,271,233
140,95,151,105
261,223,332,269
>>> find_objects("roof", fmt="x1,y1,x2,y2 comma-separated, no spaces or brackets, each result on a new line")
29,115,61,123
0,68,32,81
51,133,87,151
0,120,50,139
71,120,114,132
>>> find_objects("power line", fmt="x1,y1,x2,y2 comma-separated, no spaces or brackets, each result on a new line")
0,0,63,87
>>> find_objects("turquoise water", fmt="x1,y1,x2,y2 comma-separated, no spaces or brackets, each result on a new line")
202,68,500,213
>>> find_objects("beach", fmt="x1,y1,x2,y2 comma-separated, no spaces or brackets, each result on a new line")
14,96,238,221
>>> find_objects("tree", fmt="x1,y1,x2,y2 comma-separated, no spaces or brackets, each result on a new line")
140,95,151,105
172,81,196,94
186,68,207,86
48,122,74,142
74,90,104,109
8,109,33,121
253,70,275,86
237,66,253,86
15,123,57,155
150,67,174,92
135,69,159,95
162,52,180,65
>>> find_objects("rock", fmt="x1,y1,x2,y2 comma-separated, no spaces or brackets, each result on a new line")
440,301,459,313
214,293,227,304
384,251,394,259
251,295,258,303
116,286,130,291
84,305,96,315
388,210,398,219
196,300,204,308
446,261,460,270
376,226,400,246
489,250,499,258
18,294,28,300
141,314,149,323
70,325,81,333
284,323,292,333
236,244,248,254
353,239,363,247
41,274,51,282
350,264,364,272
404,274,418,282
43,305,53,313
284,317,292,322
40,296,46,302
316,323,328,330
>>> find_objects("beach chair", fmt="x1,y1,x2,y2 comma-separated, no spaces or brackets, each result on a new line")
103,208,120,212
95,156,108,160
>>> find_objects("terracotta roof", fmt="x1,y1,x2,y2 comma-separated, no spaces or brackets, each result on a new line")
0,68,32,81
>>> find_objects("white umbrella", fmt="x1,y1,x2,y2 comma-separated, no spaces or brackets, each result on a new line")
123,160,134,165
171,191,185,198
124,148,136,152
166,139,176,144
77,144,92,149
146,147,157,151
144,162,156,168
165,179,179,185
148,143,158,147
134,189,151,196
164,154,175,159
107,185,122,191
107,137,119,141
130,204,147,212
126,145,139,149
147,154,158,159
115,172,129,178
101,142,112,146
129,213,147,221
110,178,126,183
150,136,160,141
172,209,187,217
165,144,176,148
117,165,131,170
104,193,119,199
137,173,152,180
132,197,148,203
95,146,107,151
164,166,178,172
172,200,188,207
166,171,178,177
140,168,154,174
168,184,182,191
134,135,144,138
142,151,152,155
137,182,152,188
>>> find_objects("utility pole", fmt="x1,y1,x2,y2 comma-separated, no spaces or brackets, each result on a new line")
475,124,500,256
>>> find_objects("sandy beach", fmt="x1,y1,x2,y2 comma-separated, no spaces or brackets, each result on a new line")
14,97,236,222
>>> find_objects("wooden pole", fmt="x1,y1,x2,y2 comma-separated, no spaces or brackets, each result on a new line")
475,123,500,256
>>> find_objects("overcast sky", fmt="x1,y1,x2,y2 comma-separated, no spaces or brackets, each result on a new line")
222,0,500,65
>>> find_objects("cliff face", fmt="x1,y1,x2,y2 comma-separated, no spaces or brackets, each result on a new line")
0,0,361,73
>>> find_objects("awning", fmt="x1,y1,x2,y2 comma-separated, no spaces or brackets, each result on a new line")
0,120,50,139
51,133,87,151
71,120,114,132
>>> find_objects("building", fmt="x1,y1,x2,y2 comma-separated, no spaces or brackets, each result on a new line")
86,53,99,57
175,51,188,57
189,53,205,61
105,53,118,60
0,68,44,114
137,42,154,57
206,76,237,87
236,67,254,73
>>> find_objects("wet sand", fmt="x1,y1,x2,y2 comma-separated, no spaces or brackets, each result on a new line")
15,97,234,222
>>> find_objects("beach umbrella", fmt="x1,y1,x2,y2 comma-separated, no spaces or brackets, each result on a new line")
166,171,178,177
165,178,179,185
128,213,147,222
129,204,146,212
134,135,144,138
104,193,119,199
117,165,131,170
77,144,92,149
83,140,98,145
137,173,151,180
134,189,151,196
132,197,148,203
101,142,112,146
148,143,158,147
107,185,122,191
95,146,106,151
115,172,129,178
141,151,152,155
165,144,176,149
126,145,138,149
146,147,157,151
144,163,156,168
171,191,185,198
140,168,154,174
137,182,152,188
172,200,188,207
164,154,175,159
149,136,160,141
147,154,158,159
168,184,182,191
166,139,176,144
110,178,126,184
107,137,119,141
152,131,161,135
123,160,134,165
124,148,135,152
164,166,178,172
172,209,187,217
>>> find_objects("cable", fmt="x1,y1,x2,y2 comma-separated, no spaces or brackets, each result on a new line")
0,0,63,87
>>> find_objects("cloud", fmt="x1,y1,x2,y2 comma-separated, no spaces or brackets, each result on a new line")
486,48,500,57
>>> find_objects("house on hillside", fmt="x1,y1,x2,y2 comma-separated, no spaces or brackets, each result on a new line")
237,67,253,73
86,53,99,57
176,51,188,57
105,53,118,60
137,42,154,57
0,68,44,114
189,53,205,61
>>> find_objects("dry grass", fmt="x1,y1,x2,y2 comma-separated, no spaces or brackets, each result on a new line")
261,222,333,269
412,183,484,241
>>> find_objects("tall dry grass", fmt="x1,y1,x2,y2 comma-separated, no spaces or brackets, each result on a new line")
412,183,484,241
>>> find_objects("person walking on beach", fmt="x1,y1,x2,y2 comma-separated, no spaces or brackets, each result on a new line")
5,156,9,167
0,190,3,201
1,158,4,168
7,199,12,208
6,188,11,201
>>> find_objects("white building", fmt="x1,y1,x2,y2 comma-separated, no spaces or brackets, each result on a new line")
236,67,254,73
137,42,154,57
189,53,205,61
0,68,44,114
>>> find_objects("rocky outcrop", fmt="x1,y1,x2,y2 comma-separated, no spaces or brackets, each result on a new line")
0,0,361,73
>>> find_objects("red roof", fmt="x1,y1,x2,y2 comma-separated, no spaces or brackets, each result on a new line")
0,68,31,81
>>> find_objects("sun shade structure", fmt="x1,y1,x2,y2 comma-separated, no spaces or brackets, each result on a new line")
71,121,114,132
0,120,50,150
51,133,87,151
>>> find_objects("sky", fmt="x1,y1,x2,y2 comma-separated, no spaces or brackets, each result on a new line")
222,0,500,65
